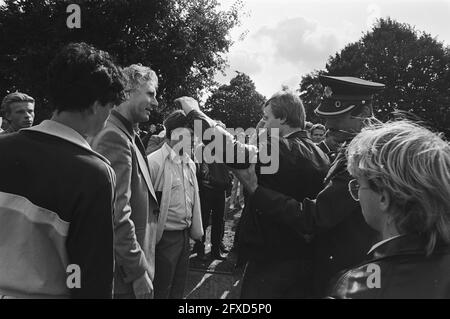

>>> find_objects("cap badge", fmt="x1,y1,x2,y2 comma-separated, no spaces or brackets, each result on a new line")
335,101,341,108
324,86,333,98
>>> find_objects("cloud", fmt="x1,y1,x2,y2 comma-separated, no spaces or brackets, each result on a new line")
281,75,302,91
213,49,265,89
228,50,264,75
252,17,344,68
217,16,359,97
217,14,361,97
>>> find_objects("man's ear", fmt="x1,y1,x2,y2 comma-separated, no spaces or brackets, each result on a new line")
379,188,391,212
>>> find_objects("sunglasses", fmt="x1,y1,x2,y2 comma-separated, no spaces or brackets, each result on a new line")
348,179,374,201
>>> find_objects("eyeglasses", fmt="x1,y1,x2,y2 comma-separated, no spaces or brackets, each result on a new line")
348,179,372,201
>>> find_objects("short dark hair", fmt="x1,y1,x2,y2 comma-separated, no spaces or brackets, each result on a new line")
265,90,305,128
164,110,189,139
47,42,125,112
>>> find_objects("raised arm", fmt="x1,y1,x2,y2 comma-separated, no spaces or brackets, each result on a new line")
234,163,359,237
175,97,259,170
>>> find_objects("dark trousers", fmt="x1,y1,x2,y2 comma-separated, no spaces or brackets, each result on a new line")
154,229,190,299
240,259,313,299
194,185,225,254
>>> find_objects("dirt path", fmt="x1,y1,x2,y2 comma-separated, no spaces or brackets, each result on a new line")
184,202,244,299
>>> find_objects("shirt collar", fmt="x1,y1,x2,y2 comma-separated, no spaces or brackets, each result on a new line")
22,120,110,164
367,234,405,255
112,109,135,136
162,142,191,163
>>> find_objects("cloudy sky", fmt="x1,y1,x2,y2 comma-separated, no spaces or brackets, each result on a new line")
216,0,450,98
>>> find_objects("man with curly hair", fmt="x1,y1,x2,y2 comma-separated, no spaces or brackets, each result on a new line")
0,42,125,298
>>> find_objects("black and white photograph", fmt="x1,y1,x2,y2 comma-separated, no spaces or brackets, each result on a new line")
0,0,449,302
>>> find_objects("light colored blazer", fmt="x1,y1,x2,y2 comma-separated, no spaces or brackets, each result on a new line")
147,143,203,243
91,112,159,296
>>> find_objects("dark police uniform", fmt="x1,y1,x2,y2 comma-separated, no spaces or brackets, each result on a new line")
249,76,385,297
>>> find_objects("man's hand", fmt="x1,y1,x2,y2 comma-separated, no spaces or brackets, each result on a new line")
132,271,153,299
232,163,258,195
174,96,200,115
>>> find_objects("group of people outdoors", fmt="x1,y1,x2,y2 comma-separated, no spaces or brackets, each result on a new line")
0,42,449,299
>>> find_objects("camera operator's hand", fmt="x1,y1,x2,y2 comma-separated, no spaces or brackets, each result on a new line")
233,163,258,195
132,271,153,299
174,96,200,115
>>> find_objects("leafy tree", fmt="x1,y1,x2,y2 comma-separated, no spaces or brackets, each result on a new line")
203,72,265,129
0,0,243,124
299,70,326,125
299,18,450,136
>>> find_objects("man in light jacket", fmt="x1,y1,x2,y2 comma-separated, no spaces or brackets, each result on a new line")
91,64,160,299
148,110,203,299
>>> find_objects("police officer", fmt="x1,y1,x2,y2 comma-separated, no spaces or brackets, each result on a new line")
233,75,385,297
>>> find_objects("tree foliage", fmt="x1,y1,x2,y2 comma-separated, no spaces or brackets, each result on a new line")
0,0,243,123
299,18,450,136
299,70,326,125
203,72,265,129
